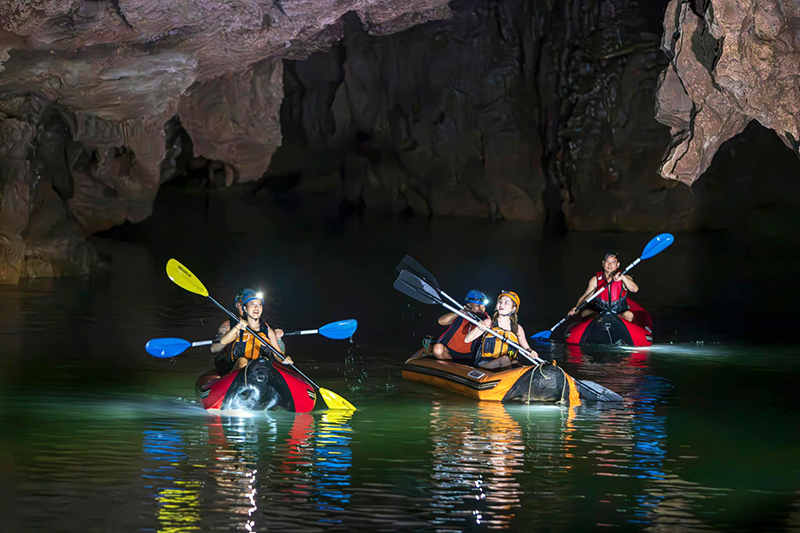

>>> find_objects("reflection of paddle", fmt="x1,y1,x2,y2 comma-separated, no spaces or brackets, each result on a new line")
283,319,358,339
531,233,675,340
393,267,624,402
145,319,358,358
165,259,356,410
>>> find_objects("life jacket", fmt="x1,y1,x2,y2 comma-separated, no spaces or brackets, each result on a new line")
437,312,489,354
595,271,628,313
478,326,519,359
230,320,276,362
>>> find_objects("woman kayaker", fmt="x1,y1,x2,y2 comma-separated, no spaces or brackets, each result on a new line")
464,291,536,370
216,289,292,374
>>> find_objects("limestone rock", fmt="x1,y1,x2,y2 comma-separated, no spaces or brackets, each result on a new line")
656,0,800,185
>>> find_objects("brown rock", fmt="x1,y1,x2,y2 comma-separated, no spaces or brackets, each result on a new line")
656,0,800,185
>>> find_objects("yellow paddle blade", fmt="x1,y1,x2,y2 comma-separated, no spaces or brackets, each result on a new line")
318,387,356,411
166,259,209,297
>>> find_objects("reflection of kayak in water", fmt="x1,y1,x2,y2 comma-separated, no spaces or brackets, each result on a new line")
402,350,580,404
195,357,317,412
565,298,653,347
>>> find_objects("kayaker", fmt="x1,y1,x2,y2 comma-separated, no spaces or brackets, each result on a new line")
568,252,639,322
464,291,536,370
432,289,490,364
215,289,292,374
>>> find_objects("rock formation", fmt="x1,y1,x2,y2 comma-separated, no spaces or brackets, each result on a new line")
0,0,451,282
656,0,800,185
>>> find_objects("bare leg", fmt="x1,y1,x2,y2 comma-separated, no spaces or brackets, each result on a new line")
432,343,453,360
232,357,249,371
619,310,634,322
579,309,598,319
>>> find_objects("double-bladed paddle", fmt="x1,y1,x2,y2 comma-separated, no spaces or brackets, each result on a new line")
395,255,484,320
393,267,624,402
145,319,358,358
531,233,675,340
165,259,356,410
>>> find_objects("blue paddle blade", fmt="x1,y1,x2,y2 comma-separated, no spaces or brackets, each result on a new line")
318,319,358,340
641,233,675,260
531,330,552,340
145,338,192,358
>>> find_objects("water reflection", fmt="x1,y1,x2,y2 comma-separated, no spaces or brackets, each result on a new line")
428,401,524,529
142,426,201,533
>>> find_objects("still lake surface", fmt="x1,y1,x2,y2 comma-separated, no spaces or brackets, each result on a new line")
2,190,798,531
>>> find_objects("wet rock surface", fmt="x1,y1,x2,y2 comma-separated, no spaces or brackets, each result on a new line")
0,0,450,282
656,0,800,185
1,0,799,283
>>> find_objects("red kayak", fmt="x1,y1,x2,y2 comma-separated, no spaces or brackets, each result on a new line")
195,357,317,412
565,298,653,347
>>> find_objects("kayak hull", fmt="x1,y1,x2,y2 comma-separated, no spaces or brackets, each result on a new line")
565,298,653,347
402,350,578,404
195,357,317,412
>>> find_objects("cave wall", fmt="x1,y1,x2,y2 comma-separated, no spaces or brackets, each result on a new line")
656,0,800,184
2,0,800,283
0,0,451,282
267,0,700,231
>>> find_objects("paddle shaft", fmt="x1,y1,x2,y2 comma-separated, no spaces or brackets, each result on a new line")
545,258,642,334
282,329,318,337
192,340,213,347
207,295,323,390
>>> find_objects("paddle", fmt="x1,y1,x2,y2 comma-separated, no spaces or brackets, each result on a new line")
165,259,356,410
283,319,358,340
145,319,357,359
396,255,482,319
145,338,213,358
394,268,624,402
531,233,675,340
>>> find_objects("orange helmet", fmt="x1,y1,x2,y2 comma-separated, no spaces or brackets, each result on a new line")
497,290,520,311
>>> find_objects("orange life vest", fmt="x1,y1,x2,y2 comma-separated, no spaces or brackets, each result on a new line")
231,321,276,361
478,327,519,359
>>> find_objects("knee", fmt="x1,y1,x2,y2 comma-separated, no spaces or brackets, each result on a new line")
620,311,633,322
233,357,248,370
432,344,448,359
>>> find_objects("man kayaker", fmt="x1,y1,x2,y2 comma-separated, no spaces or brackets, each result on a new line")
214,289,291,374
465,291,537,370
432,289,490,364
568,252,639,322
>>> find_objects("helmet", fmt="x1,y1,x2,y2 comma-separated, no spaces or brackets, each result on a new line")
465,289,489,306
240,289,264,307
497,290,520,311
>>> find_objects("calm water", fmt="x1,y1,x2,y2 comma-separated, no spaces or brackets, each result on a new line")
1,190,798,531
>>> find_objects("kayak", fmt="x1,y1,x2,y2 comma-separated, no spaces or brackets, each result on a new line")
402,350,581,404
565,298,653,347
195,357,317,412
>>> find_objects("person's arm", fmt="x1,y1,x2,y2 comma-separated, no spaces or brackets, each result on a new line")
464,318,492,343
210,320,232,353
615,273,639,293
437,312,458,326
219,320,246,346
569,277,598,315
516,325,536,355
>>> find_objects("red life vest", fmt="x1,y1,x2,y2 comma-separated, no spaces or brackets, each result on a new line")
437,312,488,355
595,271,628,311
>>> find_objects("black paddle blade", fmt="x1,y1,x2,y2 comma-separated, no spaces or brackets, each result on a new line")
393,270,442,305
395,255,440,289
576,380,624,402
